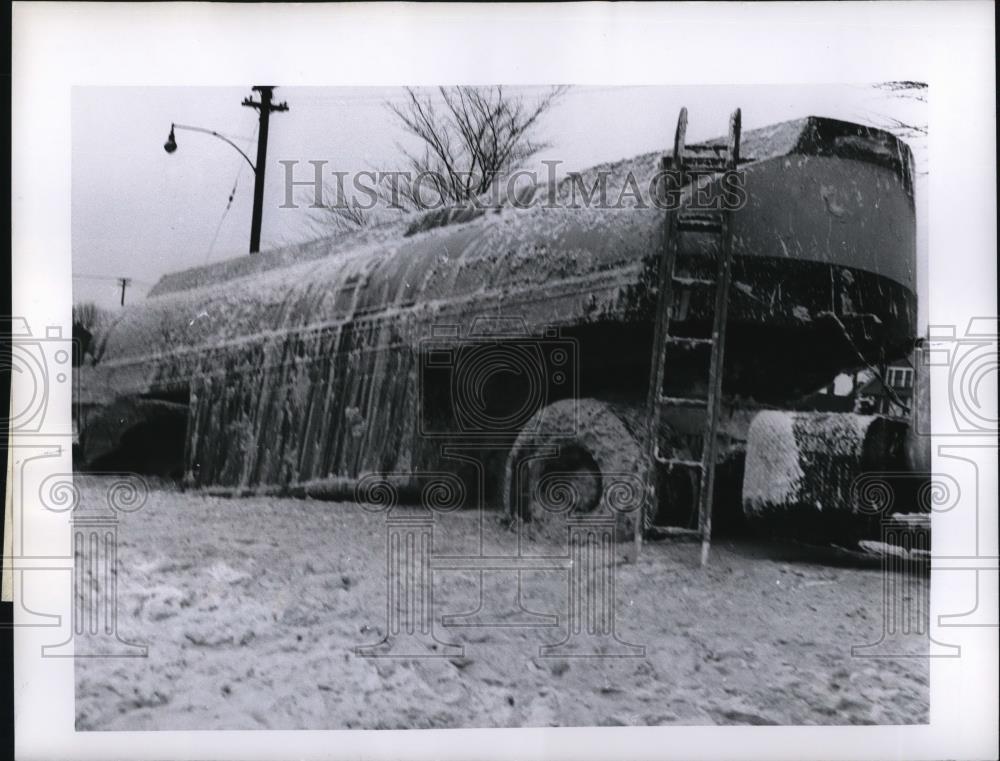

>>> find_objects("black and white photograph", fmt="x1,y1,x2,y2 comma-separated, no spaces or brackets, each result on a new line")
7,3,997,760
68,82,935,731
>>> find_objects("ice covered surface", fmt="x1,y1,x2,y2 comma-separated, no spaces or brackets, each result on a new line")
742,412,806,510
99,116,916,371
76,116,918,491
742,411,892,521
148,219,413,298
99,200,657,367
73,478,930,730
146,116,913,302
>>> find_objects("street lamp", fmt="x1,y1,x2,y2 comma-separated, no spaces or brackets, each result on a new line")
163,123,256,170
163,86,288,255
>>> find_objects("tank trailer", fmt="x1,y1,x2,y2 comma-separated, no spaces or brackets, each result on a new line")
76,113,926,554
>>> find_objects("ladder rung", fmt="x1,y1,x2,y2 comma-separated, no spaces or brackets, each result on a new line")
672,276,715,286
654,455,704,469
885,513,931,530
685,144,727,155
657,396,708,408
676,214,724,233
647,526,702,538
685,159,728,170
680,210,723,219
665,336,713,346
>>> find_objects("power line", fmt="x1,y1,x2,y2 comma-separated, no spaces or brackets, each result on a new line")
72,274,154,286
205,122,258,265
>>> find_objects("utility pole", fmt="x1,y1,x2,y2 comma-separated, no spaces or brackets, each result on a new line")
242,86,289,255
118,277,132,306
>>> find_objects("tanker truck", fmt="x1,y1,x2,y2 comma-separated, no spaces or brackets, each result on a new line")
75,113,925,552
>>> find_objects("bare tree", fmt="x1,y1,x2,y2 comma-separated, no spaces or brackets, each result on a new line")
388,85,568,206
866,81,928,176
871,81,928,139
309,85,568,233
72,301,102,331
305,193,378,237
72,301,111,366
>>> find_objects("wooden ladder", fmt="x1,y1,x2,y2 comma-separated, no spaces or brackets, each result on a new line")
637,107,742,567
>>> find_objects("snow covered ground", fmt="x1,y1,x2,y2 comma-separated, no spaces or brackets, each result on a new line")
75,477,929,729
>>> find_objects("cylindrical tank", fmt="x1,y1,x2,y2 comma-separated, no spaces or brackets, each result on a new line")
79,116,918,493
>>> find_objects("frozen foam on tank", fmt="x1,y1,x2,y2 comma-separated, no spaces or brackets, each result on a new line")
742,411,805,515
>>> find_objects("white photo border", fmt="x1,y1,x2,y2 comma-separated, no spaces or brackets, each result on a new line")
11,2,997,760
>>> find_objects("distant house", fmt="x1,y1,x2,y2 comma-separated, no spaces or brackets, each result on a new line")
856,356,915,417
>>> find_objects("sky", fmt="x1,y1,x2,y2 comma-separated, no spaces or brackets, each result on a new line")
72,84,927,318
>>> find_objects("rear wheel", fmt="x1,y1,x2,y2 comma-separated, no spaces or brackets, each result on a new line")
503,398,646,544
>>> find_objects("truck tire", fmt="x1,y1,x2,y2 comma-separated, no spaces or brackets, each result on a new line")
503,398,646,544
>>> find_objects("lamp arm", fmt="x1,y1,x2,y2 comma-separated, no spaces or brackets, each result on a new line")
171,123,256,172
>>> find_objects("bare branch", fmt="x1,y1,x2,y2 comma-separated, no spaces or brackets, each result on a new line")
869,81,929,138
308,85,568,237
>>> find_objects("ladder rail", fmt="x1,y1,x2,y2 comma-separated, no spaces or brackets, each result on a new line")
639,108,689,553
638,106,742,567
696,108,741,566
